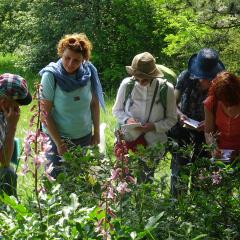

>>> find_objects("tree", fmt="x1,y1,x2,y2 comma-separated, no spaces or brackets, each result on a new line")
155,0,240,74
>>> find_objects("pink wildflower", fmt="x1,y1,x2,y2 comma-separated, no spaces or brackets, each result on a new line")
107,208,116,218
126,175,137,184
116,182,131,195
23,140,31,156
98,229,111,240
41,140,51,152
95,218,104,233
38,186,47,197
44,163,55,182
107,186,115,200
211,171,222,185
20,163,30,175
124,167,129,175
110,168,122,180
33,154,45,167
122,155,128,164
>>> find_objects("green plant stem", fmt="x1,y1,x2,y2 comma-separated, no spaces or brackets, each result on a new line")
105,196,108,240
147,229,156,240
34,166,42,220
34,88,43,220
120,153,124,224
135,191,143,228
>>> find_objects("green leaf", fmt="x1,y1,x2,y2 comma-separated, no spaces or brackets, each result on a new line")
145,212,164,229
0,194,29,216
192,234,208,240
70,193,79,211
130,231,137,239
214,160,227,168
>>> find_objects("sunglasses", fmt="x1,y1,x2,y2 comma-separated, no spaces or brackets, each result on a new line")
68,38,84,52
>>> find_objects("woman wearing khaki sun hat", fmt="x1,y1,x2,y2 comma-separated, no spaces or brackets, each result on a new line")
112,52,177,182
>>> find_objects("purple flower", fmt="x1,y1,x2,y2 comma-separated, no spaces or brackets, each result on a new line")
44,163,55,182
116,182,131,195
211,171,222,185
107,186,115,200
126,175,136,184
109,168,122,180
33,154,45,167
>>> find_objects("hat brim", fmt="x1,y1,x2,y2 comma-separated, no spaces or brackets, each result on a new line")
126,65,164,79
188,54,225,80
16,92,32,105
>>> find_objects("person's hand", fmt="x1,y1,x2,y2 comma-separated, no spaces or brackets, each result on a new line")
179,114,188,125
126,118,138,124
212,148,222,158
136,122,155,133
196,120,205,132
2,105,20,130
56,140,68,156
230,150,240,161
91,132,100,145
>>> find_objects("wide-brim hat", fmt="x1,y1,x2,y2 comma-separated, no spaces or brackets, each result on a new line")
126,52,164,79
188,48,225,80
0,73,32,105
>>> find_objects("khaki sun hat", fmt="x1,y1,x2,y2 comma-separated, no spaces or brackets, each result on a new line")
126,52,164,80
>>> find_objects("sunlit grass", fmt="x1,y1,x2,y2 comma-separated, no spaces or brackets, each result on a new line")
0,53,38,92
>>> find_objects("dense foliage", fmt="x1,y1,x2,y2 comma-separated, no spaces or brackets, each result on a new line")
0,0,239,92
1,134,240,239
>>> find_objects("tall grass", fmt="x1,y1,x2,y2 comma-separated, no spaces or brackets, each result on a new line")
0,54,38,92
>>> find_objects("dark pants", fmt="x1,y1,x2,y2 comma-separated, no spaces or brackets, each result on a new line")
170,125,208,197
138,157,161,183
0,167,17,196
46,133,92,178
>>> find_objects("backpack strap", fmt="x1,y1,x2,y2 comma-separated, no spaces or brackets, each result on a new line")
123,78,168,119
156,79,168,118
123,78,135,108
146,80,159,122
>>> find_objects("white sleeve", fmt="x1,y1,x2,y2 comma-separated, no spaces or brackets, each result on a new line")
112,79,132,124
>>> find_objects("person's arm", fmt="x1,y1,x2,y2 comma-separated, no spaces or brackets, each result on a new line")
175,88,188,123
40,72,67,155
90,93,100,145
40,100,67,156
0,107,19,167
152,83,178,133
112,79,133,124
175,70,190,122
204,105,215,145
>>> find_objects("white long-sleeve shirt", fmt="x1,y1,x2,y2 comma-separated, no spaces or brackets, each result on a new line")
112,77,177,146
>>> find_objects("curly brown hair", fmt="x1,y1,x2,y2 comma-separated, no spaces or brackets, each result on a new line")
57,33,92,60
208,71,240,106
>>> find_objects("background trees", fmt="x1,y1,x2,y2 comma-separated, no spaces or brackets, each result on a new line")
0,0,239,91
